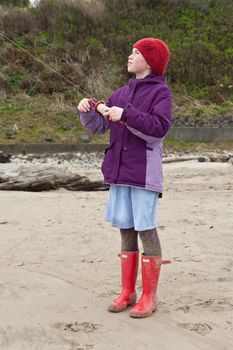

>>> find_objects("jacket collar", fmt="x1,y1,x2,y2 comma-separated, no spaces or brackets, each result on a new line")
128,73,165,88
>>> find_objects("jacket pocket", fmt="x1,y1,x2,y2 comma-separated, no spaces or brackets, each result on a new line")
104,141,115,154
101,142,115,175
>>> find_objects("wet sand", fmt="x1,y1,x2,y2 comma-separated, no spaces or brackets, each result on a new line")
0,158,233,349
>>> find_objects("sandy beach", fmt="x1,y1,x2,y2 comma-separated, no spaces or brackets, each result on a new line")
0,155,233,350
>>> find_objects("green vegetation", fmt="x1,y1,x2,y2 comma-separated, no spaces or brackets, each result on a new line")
0,0,233,144
0,0,29,6
164,139,233,153
0,94,110,144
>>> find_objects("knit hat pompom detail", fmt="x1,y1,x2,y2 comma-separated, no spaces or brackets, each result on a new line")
133,38,170,76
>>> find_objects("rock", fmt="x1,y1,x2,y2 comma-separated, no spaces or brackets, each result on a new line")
5,129,16,139
173,113,233,127
62,123,73,130
0,151,11,163
79,134,91,143
26,155,33,162
198,156,209,162
209,154,230,162
44,137,53,142
13,123,19,132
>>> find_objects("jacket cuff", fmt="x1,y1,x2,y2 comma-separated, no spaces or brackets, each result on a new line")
121,103,132,123
94,100,105,113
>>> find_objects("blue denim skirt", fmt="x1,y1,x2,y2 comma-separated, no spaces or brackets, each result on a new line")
105,185,160,231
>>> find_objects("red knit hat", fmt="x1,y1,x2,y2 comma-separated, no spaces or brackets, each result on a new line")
133,38,170,76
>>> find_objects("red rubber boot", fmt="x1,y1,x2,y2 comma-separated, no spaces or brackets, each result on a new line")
129,255,164,318
108,251,139,312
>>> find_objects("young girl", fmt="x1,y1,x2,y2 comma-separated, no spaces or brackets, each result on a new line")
77,38,172,318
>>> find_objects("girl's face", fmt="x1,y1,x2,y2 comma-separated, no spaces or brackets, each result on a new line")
127,48,151,78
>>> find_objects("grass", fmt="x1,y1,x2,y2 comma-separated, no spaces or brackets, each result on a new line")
0,93,110,144
172,84,233,118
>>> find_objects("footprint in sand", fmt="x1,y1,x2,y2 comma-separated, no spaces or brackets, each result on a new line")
195,298,233,311
177,322,213,335
176,305,190,313
53,321,100,333
0,282,21,298
0,326,94,350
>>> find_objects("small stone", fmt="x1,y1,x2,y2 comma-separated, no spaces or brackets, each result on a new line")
79,134,91,143
44,137,53,142
198,156,209,162
13,123,19,132
62,123,73,130
209,154,230,162
0,151,11,163
5,129,16,139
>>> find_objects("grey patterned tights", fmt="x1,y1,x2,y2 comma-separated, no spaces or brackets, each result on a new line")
120,227,161,256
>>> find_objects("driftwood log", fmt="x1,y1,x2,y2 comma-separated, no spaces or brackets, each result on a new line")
0,166,108,191
1,153,232,192
163,156,199,163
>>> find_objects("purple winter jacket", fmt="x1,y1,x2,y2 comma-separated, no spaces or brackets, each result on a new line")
79,73,173,197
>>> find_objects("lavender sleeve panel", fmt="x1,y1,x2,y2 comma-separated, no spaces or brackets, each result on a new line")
121,88,173,138
126,125,164,143
78,106,109,135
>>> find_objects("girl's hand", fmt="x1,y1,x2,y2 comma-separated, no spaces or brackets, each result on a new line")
97,103,110,116
77,98,91,112
105,106,124,122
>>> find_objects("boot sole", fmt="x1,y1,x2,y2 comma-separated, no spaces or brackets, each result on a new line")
129,306,158,318
108,293,137,313
108,300,137,313
108,304,131,313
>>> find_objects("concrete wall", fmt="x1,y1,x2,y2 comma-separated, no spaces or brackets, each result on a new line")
0,128,232,154
0,143,108,154
167,127,233,143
